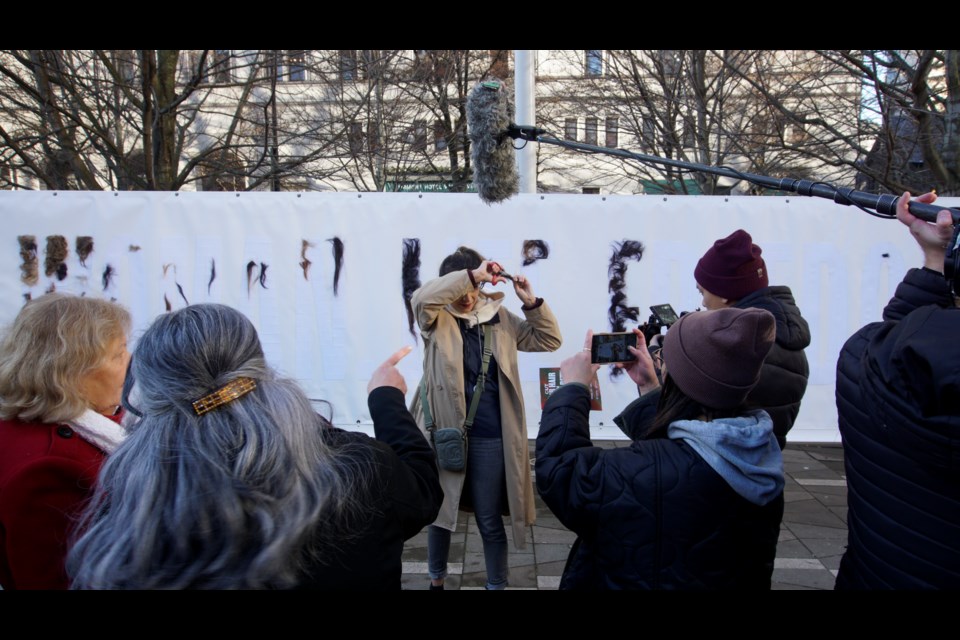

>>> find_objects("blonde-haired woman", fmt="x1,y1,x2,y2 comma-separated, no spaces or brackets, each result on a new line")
0,294,131,589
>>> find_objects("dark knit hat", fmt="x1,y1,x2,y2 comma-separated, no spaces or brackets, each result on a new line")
694,229,768,300
662,307,776,410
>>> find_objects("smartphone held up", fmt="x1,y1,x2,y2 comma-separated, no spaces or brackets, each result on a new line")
591,332,638,364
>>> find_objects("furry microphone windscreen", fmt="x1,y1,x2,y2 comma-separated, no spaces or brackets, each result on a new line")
468,81,519,204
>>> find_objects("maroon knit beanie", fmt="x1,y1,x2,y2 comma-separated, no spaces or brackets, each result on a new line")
694,229,768,300
662,307,776,410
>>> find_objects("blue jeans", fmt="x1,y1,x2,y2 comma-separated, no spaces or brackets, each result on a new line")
428,436,508,590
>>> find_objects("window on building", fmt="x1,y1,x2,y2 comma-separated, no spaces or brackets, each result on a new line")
114,50,137,83
340,50,358,81
430,52,450,79
368,121,381,155
585,50,602,76
788,118,810,144
407,120,427,152
641,119,656,152
777,113,791,139
682,119,695,148
456,126,469,152
288,51,306,82
414,120,427,151
659,50,681,76
582,187,600,194
411,50,449,82
411,50,428,81
270,50,284,82
605,117,619,148
788,123,803,144
248,109,267,147
564,118,578,141
187,51,201,79
213,50,232,83
585,117,598,145
349,122,364,155
359,50,379,80
434,121,448,152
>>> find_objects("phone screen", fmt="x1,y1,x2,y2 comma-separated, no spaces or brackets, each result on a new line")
591,332,638,364
650,304,680,326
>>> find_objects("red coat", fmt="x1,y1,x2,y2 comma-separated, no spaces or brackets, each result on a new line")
0,417,108,590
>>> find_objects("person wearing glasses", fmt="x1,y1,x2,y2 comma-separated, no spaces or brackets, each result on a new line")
411,246,562,590
67,304,441,589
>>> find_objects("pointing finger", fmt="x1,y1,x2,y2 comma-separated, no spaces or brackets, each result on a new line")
385,345,414,366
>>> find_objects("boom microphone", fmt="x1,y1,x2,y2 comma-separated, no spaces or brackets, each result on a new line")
467,81,519,204
466,80,959,229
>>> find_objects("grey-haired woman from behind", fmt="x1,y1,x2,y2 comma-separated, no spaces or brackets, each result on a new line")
68,304,441,589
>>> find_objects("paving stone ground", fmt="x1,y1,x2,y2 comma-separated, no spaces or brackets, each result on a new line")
401,442,846,590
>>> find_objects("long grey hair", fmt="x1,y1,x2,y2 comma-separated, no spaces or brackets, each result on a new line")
68,304,361,589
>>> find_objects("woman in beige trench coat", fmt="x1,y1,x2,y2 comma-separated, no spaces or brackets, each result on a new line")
410,247,561,589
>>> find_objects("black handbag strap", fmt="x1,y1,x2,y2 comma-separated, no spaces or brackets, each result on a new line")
421,323,493,433
464,323,493,429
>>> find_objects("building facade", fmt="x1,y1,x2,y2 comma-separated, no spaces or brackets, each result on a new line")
4,50,936,196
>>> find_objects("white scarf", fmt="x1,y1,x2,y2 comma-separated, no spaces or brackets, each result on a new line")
445,292,504,327
67,408,128,454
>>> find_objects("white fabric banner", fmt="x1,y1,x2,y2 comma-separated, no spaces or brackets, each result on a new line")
2,191,953,442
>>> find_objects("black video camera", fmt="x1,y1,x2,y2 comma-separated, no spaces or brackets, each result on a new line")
639,304,682,345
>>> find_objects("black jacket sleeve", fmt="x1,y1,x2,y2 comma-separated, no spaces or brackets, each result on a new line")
368,386,443,539
535,384,607,536
883,267,954,322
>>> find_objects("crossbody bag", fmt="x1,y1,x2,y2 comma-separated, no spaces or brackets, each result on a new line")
422,323,493,472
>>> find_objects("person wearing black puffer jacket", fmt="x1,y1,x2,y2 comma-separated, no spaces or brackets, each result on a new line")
835,191,960,590
536,308,785,590
694,229,810,449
